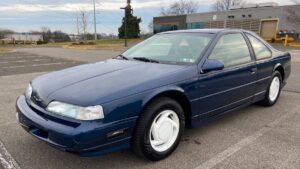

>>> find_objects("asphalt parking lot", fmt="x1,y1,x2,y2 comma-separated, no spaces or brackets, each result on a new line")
0,52,82,76
0,47,300,169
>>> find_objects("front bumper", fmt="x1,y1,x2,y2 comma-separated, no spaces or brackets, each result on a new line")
16,95,137,156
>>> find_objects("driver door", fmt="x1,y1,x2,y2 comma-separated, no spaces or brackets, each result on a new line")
194,33,257,119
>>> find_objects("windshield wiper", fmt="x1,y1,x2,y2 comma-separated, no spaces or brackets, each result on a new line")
114,54,128,60
133,57,160,63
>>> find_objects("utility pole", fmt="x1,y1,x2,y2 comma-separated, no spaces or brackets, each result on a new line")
93,0,97,41
124,14,127,47
120,7,128,47
120,0,131,47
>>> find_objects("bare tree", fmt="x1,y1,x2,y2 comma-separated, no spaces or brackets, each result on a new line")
212,0,245,11
160,0,199,16
283,0,300,31
284,5,300,31
0,29,14,39
40,27,52,42
148,21,153,32
77,9,89,42
76,16,80,37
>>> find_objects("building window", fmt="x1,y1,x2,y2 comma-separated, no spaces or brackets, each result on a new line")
226,19,260,33
187,22,204,29
154,24,179,34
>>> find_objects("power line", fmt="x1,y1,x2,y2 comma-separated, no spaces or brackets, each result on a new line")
87,0,122,35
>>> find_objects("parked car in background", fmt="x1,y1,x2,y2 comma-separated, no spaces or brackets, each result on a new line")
16,29,291,161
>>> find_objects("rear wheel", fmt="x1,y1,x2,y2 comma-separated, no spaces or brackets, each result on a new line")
132,97,185,161
259,71,282,106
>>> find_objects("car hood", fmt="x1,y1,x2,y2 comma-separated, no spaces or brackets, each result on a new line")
31,59,191,107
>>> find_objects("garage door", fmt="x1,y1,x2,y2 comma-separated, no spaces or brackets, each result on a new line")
260,20,278,39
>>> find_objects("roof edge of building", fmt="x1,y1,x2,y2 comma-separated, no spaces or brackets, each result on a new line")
154,4,300,19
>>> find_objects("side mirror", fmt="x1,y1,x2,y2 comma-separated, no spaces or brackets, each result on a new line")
201,59,224,73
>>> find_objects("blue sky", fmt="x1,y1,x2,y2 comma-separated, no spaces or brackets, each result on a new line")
0,0,295,35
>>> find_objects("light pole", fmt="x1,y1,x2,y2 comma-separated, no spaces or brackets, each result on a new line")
93,0,97,41
120,7,128,47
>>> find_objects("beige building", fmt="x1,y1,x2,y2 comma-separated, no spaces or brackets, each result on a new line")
154,3,300,40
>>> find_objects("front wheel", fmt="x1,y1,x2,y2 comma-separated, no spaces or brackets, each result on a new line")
259,71,282,106
132,97,185,161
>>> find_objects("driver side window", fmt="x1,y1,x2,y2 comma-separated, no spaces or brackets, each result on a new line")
209,33,251,67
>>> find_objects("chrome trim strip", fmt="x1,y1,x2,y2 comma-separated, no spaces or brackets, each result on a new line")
254,90,266,96
192,90,266,119
191,76,271,102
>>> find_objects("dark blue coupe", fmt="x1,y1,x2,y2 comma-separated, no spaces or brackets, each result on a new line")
16,29,291,161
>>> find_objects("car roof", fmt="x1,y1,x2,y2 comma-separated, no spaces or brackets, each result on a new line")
159,28,277,53
160,29,244,34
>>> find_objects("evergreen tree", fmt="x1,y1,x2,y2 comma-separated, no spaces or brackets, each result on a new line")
118,0,141,39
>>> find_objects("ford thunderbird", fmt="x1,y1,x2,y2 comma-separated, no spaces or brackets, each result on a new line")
16,29,291,161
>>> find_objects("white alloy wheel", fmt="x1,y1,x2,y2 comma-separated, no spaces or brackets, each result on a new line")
269,76,280,102
149,110,180,152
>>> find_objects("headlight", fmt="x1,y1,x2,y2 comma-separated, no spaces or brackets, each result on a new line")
25,84,33,99
46,101,104,121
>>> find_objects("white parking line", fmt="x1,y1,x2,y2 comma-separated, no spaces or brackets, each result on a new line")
194,105,300,169
0,140,21,169
1,62,74,69
32,62,63,67
2,66,25,69
291,50,300,53
32,59,51,62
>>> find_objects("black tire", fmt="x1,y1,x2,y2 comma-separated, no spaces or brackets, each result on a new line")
132,97,185,161
259,71,282,106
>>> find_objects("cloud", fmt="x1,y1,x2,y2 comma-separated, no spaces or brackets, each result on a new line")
0,0,178,13
0,0,296,34
0,0,218,13
0,0,294,13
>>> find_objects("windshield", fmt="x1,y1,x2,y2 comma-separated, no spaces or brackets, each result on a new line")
122,33,214,64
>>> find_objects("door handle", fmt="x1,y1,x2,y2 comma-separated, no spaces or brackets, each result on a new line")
251,67,257,74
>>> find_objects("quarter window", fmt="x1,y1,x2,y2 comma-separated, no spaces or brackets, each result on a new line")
209,33,251,67
246,33,271,60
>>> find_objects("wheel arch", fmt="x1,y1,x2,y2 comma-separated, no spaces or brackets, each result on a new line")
273,63,285,81
142,87,192,128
